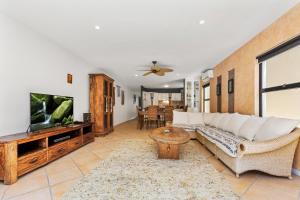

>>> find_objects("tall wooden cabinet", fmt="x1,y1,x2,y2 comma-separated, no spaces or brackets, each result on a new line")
89,74,114,136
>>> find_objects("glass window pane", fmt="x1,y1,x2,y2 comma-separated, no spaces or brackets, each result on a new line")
265,45,300,88
204,86,210,99
204,101,210,113
263,88,300,124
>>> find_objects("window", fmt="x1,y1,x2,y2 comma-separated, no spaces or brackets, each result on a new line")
258,36,300,121
202,84,210,113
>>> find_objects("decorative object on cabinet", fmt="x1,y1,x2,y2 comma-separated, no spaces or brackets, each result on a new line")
83,113,91,123
0,123,94,185
121,90,125,105
89,74,114,136
67,74,72,84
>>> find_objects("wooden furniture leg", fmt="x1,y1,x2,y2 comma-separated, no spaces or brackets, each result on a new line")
4,142,18,185
157,142,180,160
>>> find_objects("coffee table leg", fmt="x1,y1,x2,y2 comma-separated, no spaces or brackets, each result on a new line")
157,142,179,160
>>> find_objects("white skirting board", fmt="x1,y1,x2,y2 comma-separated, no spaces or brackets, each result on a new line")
292,168,300,176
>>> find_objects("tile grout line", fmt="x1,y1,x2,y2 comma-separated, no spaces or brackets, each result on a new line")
240,175,260,197
45,167,54,200
70,157,85,177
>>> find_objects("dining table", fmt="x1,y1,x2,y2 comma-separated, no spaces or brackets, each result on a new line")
138,110,165,130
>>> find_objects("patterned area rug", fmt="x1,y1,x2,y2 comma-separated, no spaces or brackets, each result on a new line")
62,139,239,200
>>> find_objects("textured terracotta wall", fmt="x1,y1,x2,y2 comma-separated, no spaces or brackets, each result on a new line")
210,3,300,115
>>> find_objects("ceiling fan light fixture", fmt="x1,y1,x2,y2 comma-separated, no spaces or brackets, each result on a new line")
199,20,205,25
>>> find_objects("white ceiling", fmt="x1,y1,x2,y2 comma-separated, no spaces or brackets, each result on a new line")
1,0,299,90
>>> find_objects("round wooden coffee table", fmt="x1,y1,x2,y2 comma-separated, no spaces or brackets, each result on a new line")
149,127,190,160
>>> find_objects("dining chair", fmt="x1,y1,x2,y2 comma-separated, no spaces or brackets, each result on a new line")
147,106,159,129
164,106,173,126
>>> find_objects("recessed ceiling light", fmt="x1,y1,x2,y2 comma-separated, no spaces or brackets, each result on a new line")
199,20,205,25
164,85,169,88
135,74,138,77
94,25,100,30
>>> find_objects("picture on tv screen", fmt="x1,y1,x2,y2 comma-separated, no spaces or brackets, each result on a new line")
30,93,73,131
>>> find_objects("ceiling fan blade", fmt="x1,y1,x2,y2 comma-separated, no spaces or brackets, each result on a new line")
159,68,173,73
143,71,153,76
155,71,165,76
136,70,151,71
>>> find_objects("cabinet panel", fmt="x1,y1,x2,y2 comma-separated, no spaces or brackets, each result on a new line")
89,74,114,136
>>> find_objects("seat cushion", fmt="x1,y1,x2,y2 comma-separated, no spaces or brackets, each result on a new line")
197,126,246,157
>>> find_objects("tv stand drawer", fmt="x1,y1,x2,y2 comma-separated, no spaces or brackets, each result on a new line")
83,132,94,144
48,141,69,161
18,150,47,176
68,137,82,151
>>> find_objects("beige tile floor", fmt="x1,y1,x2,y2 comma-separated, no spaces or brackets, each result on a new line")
1,119,300,200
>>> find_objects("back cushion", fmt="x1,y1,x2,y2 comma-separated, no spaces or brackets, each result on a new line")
218,113,233,131
203,113,215,126
210,113,223,128
238,116,267,141
255,117,299,141
173,111,189,125
188,112,204,125
226,113,250,135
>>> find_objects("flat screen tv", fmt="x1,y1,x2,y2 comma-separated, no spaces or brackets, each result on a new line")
30,93,73,132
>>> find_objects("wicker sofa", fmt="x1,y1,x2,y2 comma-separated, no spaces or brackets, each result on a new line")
172,111,300,179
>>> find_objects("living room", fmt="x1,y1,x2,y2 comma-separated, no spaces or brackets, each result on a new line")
1,1,300,200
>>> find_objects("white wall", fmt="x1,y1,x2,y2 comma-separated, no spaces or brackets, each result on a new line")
113,80,139,125
0,13,137,136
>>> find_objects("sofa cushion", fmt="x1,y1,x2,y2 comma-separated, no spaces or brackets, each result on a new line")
203,113,215,126
173,111,189,125
226,113,250,136
238,116,267,141
210,113,223,128
255,117,299,141
197,126,246,157
218,113,233,131
188,112,204,126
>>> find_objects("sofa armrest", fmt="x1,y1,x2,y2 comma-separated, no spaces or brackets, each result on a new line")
237,128,300,157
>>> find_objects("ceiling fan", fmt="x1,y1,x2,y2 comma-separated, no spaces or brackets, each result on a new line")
137,61,173,76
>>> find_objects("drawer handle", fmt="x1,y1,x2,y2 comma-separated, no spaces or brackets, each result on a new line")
29,157,38,164
75,142,80,145
58,148,65,154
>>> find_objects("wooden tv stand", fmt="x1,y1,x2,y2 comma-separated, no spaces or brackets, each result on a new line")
0,123,94,185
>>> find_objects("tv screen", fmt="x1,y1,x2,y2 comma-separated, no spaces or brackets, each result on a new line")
30,93,73,132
